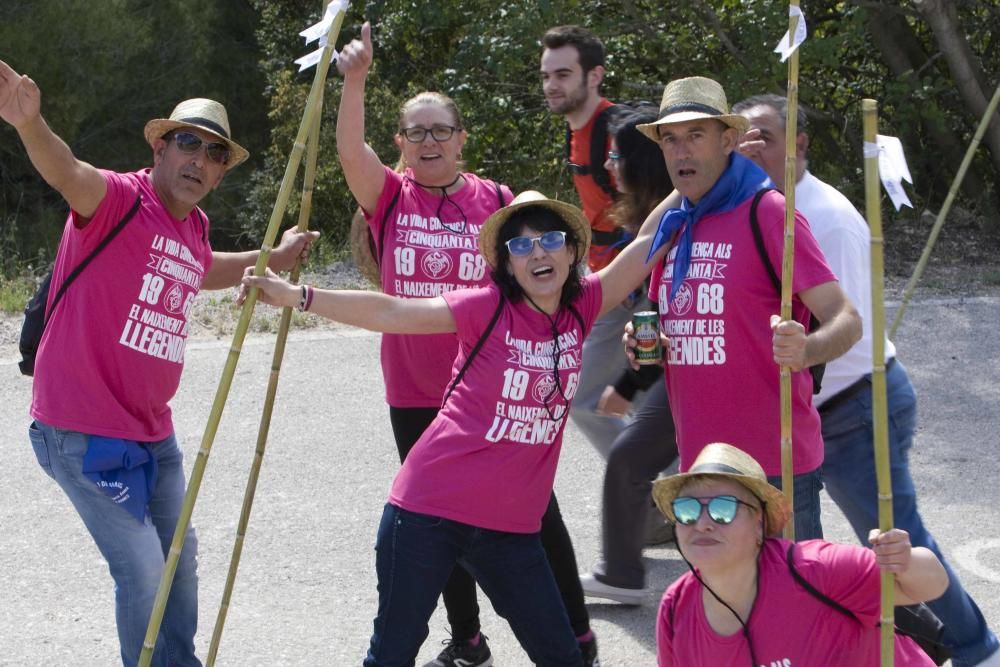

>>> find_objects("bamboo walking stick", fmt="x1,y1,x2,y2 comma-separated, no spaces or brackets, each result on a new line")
890,81,1000,339
779,0,802,541
862,98,895,667
138,9,347,665
205,62,327,667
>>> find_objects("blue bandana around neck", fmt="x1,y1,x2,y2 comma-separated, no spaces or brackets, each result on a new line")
646,153,772,301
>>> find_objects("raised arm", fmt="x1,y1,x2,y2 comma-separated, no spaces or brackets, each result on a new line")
0,60,106,218
595,189,681,316
240,268,457,334
869,528,949,606
335,21,387,213
771,281,861,371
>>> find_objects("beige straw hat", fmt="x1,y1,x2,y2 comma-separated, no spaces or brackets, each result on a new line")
144,98,250,170
478,191,591,268
651,443,791,535
636,76,749,142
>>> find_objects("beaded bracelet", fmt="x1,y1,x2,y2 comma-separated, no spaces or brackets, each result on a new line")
297,284,314,312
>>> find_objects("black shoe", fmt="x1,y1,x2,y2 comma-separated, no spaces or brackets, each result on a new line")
580,636,601,667
422,633,493,667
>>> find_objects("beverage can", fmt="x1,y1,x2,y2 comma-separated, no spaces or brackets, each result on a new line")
632,311,661,365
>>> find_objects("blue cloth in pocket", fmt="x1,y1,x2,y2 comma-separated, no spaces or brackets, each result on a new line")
82,436,158,523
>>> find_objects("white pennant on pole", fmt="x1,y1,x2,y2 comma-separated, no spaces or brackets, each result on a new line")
774,5,807,63
864,135,914,211
295,0,350,71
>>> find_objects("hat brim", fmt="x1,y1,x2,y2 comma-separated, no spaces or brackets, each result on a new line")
144,119,250,170
479,195,591,268
651,469,791,536
637,112,749,143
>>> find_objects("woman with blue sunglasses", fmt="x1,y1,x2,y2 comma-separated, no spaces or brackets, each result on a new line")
651,443,949,666
242,190,669,665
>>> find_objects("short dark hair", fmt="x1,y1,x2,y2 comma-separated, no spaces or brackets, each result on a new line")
542,25,605,73
609,106,673,229
732,93,808,134
491,206,584,307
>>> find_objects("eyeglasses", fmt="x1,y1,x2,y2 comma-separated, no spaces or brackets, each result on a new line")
505,230,567,257
169,131,231,165
607,150,621,162
399,125,458,143
671,495,759,526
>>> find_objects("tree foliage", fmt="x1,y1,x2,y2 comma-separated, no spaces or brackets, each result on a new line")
2,0,998,275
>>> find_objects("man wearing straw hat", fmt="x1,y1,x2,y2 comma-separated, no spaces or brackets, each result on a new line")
732,93,1000,667
635,76,861,540
0,59,316,666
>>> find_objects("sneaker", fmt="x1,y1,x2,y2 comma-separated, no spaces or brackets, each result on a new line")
579,573,648,605
422,633,493,667
579,635,601,667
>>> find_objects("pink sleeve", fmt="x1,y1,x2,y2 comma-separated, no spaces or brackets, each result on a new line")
755,190,837,294
656,589,677,667
798,540,881,626
362,165,401,254
69,170,139,234
441,285,502,347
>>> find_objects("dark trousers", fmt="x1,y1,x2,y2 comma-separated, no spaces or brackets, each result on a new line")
389,407,591,640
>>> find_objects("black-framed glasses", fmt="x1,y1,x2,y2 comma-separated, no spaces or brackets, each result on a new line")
671,495,758,526
399,125,458,143
505,230,567,257
607,150,621,161
169,131,231,165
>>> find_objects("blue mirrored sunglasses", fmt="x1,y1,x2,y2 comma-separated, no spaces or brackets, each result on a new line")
671,495,758,526
607,150,621,161
505,230,567,257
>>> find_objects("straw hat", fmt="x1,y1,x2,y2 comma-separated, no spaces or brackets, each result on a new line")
636,76,749,142
144,98,250,170
478,191,591,268
651,443,791,535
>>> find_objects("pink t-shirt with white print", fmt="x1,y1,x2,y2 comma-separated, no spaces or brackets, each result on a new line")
389,274,602,533
365,166,513,407
31,169,213,441
649,190,836,476
657,539,934,666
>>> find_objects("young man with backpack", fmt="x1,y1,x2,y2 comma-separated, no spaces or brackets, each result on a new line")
540,25,654,459
0,59,316,666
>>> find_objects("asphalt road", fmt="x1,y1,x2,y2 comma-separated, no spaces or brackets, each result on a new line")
1,295,997,666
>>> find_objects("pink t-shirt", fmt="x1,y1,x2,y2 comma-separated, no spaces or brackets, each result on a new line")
365,166,513,407
657,539,934,666
649,190,835,475
31,169,213,441
389,274,602,533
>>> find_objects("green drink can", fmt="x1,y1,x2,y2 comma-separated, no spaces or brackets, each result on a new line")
633,311,661,365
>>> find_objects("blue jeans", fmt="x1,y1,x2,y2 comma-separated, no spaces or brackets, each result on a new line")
820,360,999,667
766,468,824,540
28,421,201,667
364,504,582,667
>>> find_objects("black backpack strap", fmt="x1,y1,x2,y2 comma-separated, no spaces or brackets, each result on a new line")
749,188,781,293
564,105,619,198
589,105,619,198
495,181,507,207
194,208,208,244
442,293,505,405
786,542,860,623
45,193,142,325
371,187,402,271
750,188,825,394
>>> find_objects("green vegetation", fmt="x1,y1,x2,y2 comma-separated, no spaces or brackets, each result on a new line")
2,0,998,280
